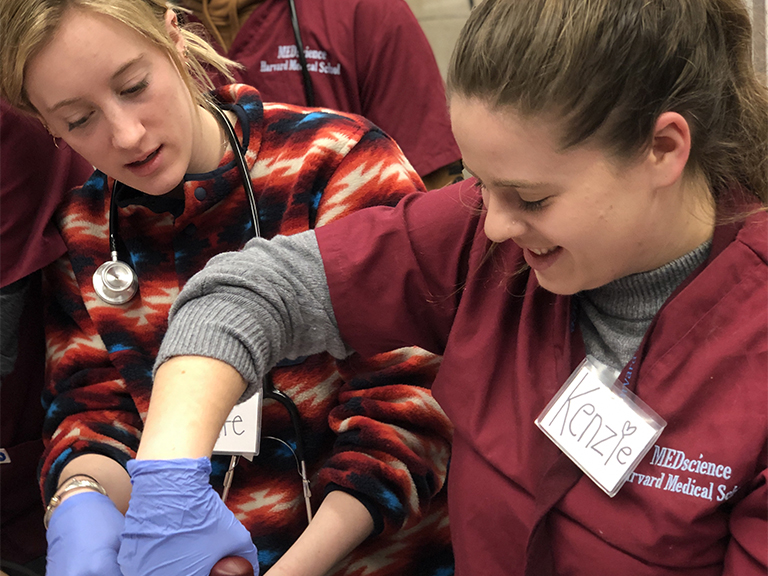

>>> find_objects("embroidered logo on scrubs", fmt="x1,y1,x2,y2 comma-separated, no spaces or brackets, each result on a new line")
625,445,740,503
260,45,342,76
536,356,666,497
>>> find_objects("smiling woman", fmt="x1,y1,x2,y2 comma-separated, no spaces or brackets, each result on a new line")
0,1,454,576
127,0,767,575
451,98,716,294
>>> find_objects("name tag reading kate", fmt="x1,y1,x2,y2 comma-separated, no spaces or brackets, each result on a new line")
213,388,263,461
536,356,666,497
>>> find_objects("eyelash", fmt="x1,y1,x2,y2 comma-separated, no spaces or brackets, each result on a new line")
67,113,92,131
66,79,149,131
121,79,148,96
473,180,549,213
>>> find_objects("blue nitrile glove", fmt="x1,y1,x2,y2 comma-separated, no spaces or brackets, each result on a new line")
46,491,125,576
118,458,259,576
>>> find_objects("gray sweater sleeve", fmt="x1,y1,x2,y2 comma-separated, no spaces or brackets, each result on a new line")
155,229,353,400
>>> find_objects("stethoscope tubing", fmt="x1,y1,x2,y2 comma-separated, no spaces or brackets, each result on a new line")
263,374,313,524
208,103,261,238
287,0,315,107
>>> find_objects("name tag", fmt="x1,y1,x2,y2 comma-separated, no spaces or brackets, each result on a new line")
536,356,666,497
213,389,262,461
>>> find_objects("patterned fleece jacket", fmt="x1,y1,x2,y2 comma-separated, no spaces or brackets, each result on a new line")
41,84,454,576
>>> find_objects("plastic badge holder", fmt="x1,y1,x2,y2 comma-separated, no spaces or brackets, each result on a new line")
535,356,666,497
213,387,263,461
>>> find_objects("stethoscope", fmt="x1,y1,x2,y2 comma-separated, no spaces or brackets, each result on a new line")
93,101,313,522
91,103,260,306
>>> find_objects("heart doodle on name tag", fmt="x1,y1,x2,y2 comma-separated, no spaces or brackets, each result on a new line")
623,422,637,436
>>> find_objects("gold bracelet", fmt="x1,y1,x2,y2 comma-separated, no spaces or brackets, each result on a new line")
44,474,107,529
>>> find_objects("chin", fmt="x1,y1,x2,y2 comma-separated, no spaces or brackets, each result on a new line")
125,173,182,196
533,272,583,296
141,186,177,197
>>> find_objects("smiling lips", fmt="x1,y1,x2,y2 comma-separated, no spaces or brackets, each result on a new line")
523,245,563,271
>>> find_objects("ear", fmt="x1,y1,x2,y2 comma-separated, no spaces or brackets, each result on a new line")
646,111,691,189
164,9,186,57
36,114,63,139
39,118,58,139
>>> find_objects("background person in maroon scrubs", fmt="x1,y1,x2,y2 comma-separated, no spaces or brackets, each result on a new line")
1,101,92,576
176,0,464,190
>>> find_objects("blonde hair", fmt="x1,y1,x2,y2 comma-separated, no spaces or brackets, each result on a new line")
448,0,768,203
0,0,239,115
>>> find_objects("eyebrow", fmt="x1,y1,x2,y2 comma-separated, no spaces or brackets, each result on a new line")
48,56,146,112
463,165,546,189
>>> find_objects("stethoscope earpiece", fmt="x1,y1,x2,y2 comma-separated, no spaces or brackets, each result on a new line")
92,252,139,305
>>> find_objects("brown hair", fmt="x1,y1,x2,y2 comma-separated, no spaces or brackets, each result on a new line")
448,0,768,203
0,0,238,115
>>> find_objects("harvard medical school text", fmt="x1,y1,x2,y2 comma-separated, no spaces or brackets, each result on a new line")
628,445,740,502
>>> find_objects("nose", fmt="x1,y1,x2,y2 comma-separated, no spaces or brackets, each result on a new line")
482,188,527,243
107,105,146,151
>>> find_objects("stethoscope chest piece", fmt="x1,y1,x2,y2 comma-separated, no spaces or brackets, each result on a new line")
93,102,249,307
93,254,138,305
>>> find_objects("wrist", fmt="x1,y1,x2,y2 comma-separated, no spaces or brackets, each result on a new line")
57,485,101,504
127,457,212,498
44,474,108,529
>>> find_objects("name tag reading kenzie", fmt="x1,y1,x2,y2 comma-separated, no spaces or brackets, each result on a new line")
536,356,666,497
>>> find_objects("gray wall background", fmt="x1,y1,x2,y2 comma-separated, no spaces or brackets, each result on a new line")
745,0,767,77
405,0,768,81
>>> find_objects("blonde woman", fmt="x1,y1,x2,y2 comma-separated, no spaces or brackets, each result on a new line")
0,1,454,575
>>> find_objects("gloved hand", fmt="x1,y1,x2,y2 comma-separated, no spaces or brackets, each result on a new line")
118,458,259,576
46,491,125,576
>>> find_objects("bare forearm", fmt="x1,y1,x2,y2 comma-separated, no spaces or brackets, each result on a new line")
265,491,375,576
58,453,132,513
137,356,247,460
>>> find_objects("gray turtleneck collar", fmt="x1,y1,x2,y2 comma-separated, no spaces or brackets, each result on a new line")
576,240,712,372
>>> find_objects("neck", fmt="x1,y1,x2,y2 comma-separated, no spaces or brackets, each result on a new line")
650,174,716,271
677,173,716,248
189,104,228,174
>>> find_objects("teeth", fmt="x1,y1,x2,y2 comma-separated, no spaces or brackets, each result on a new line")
530,247,555,255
